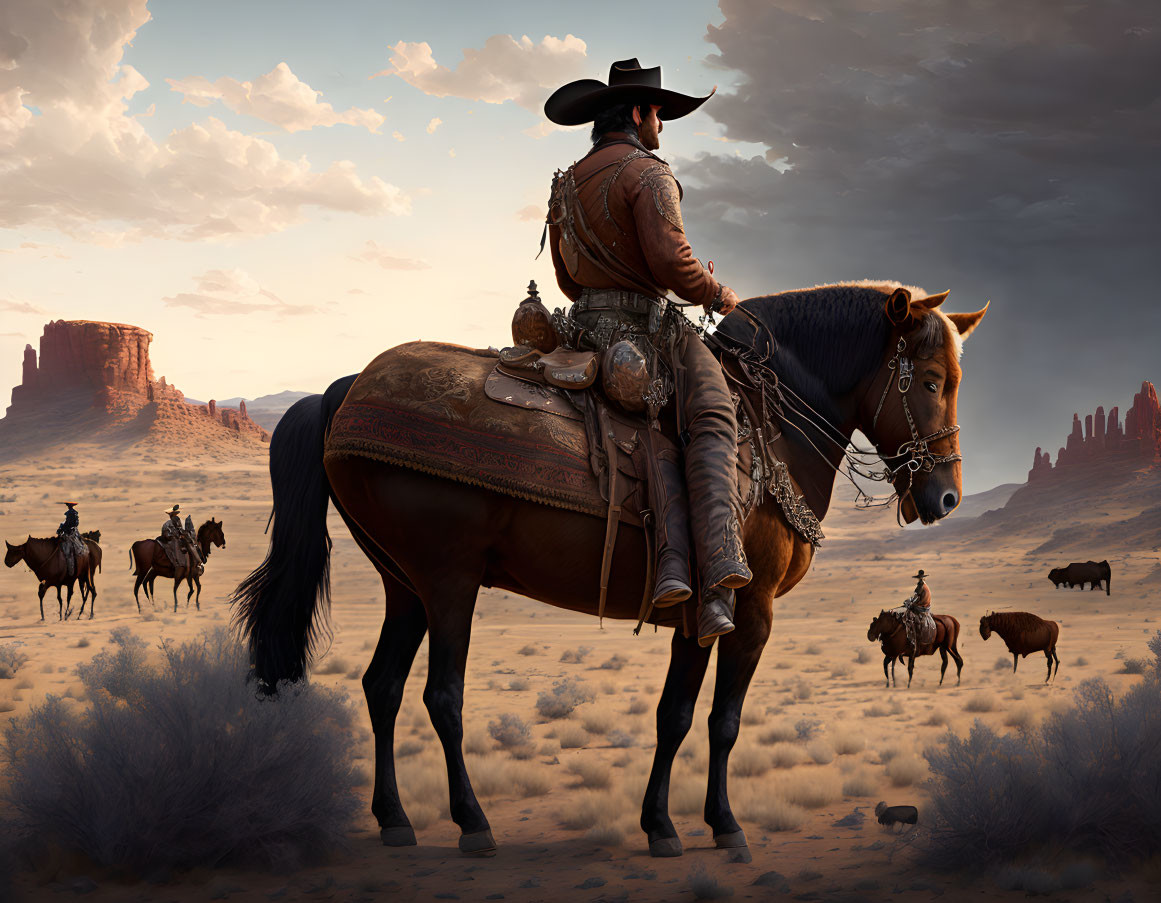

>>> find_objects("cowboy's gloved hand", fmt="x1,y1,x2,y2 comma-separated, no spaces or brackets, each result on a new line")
709,286,740,315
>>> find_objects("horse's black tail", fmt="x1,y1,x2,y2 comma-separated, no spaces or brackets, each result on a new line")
231,375,357,690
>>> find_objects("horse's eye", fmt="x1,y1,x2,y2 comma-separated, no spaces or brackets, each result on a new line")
924,381,938,393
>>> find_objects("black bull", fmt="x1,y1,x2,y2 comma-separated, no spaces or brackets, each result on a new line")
1048,560,1110,595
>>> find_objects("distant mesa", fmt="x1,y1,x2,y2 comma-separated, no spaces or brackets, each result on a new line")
2,319,270,454
1028,380,1161,483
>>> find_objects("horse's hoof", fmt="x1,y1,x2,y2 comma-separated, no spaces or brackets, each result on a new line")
380,826,417,846
458,829,496,856
648,836,683,858
714,830,748,849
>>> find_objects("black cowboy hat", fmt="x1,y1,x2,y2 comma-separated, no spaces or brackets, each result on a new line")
56,502,78,507
543,58,715,126
912,569,927,579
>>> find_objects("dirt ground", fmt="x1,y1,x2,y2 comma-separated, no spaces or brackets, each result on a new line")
2,445,1158,902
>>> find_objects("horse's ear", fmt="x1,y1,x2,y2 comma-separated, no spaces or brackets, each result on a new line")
946,302,988,341
884,287,913,327
913,290,950,311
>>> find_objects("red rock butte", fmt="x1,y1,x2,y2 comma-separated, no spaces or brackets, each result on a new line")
4,319,269,443
1028,381,1161,482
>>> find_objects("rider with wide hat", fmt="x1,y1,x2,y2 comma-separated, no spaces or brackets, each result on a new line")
161,504,201,568
543,59,750,645
55,501,86,578
901,568,935,657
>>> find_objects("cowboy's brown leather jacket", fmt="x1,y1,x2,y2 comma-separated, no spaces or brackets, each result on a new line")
548,133,722,307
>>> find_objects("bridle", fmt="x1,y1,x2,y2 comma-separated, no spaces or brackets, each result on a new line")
870,336,963,481
708,311,963,523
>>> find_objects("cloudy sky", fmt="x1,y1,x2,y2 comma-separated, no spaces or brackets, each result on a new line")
1,0,1157,493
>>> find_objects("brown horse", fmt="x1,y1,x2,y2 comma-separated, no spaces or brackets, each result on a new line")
4,536,91,621
129,519,226,612
867,609,964,688
980,611,1060,682
233,282,986,859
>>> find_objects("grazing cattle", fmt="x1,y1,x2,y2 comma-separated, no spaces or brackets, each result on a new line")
1047,560,1110,594
979,611,1060,682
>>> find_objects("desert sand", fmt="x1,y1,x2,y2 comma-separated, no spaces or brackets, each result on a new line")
2,441,1159,902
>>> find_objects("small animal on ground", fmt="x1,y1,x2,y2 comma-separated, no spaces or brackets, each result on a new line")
875,801,918,831
979,610,1060,682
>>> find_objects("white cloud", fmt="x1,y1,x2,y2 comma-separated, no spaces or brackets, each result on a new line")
162,268,318,316
166,62,384,133
515,205,542,222
1,299,46,314
376,34,587,113
351,240,429,270
0,0,408,241
392,130,405,141
426,117,442,134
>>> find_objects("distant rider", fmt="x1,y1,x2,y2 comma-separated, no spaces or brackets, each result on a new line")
900,568,936,657
161,504,201,568
55,501,86,578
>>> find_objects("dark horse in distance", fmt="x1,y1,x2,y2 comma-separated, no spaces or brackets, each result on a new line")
5,533,100,621
130,519,226,612
234,283,986,859
867,609,964,688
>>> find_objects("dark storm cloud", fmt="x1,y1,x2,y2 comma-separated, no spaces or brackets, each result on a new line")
676,0,1161,491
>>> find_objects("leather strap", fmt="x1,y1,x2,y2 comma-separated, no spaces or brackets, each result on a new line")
597,404,622,626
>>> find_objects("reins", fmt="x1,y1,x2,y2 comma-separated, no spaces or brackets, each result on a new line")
707,305,963,523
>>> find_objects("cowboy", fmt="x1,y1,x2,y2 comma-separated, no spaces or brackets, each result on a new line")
543,59,750,646
54,501,86,578
900,568,936,658
160,504,200,568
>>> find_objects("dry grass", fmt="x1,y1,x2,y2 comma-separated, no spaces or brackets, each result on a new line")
770,743,804,769
864,700,903,717
517,645,538,656
0,691,15,714
559,646,592,664
626,698,649,715
581,707,616,735
408,803,440,831
315,655,350,676
670,777,705,816
730,745,770,778
463,729,491,756
584,821,626,845
557,724,589,749
1003,707,1036,729
778,772,843,808
807,740,835,765
924,711,949,727
886,755,926,787
759,723,798,745
855,647,874,664
831,730,866,756
507,676,530,691
965,693,997,713
567,756,613,789
746,797,809,831
468,755,551,798
842,771,878,797
558,790,628,830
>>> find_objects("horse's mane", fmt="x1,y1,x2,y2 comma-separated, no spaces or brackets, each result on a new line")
985,611,1049,634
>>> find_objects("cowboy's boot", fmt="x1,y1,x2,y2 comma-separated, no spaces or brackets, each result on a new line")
697,586,736,647
647,445,692,608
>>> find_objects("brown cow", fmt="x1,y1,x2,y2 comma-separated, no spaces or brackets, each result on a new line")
979,611,1060,682
1046,560,1111,595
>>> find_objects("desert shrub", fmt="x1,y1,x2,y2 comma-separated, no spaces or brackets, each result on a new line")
560,646,593,664
886,755,926,787
488,713,532,749
829,663,854,680
842,771,877,797
463,729,491,756
315,655,350,676
559,790,627,830
807,740,835,765
747,797,808,831
557,724,589,749
581,708,616,735
795,718,820,741
0,692,14,714
780,773,842,808
792,679,812,700
670,778,704,815
517,645,538,656
831,730,866,755
759,723,798,745
626,697,649,715
0,644,29,680
408,803,439,831
855,647,873,664
924,711,949,727
396,739,425,758
536,678,594,719
567,757,612,789
803,644,821,656
1003,707,1035,730
923,633,1161,869
1120,658,1147,675
586,822,626,845
964,693,996,713
1,628,359,873
600,654,628,671
770,743,803,769
507,676,530,691
730,746,770,777
993,656,1012,671
740,706,764,726
607,730,634,749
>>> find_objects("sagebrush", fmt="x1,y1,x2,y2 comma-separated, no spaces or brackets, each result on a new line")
923,631,1161,868
1,628,360,874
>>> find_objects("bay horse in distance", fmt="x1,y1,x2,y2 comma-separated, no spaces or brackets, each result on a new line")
980,611,1060,682
233,282,987,859
867,609,964,688
4,536,95,621
130,519,226,612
